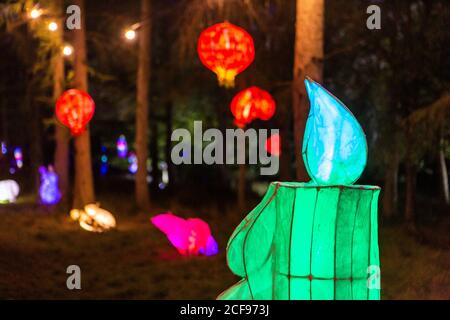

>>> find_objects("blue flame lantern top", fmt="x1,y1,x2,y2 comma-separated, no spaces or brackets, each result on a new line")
302,79,368,185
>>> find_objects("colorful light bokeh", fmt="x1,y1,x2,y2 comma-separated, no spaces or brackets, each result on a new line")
128,152,138,174
39,166,61,205
116,135,128,158
13,147,23,169
100,146,108,176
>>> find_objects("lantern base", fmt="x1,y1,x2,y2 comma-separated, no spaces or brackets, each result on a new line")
218,182,381,300
216,68,237,88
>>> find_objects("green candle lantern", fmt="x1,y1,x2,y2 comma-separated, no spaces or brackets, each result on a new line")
218,79,381,300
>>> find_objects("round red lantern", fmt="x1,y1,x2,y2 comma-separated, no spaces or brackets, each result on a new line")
230,86,276,128
198,22,255,88
55,89,95,136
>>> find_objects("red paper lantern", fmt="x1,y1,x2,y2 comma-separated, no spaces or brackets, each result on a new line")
265,133,281,156
198,22,255,88
55,89,95,136
230,86,276,128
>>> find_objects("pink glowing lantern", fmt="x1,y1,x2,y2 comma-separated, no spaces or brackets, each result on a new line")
151,212,219,256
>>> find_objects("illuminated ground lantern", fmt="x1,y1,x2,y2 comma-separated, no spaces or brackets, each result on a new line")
198,22,255,88
70,204,116,233
151,212,219,256
0,180,20,203
230,87,276,128
39,166,61,205
219,79,381,300
55,89,95,136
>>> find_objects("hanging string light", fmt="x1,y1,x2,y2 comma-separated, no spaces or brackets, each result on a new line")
123,22,142,41
48,21,58,32
124,29,137,41
29,8,42,20
63,44,74,57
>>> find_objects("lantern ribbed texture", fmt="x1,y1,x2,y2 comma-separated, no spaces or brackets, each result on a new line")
55,89,95,136
230,86,276,128
198,22,255,88
219,182,381,300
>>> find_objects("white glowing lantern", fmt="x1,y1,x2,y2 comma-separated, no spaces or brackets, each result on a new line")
0,180,20,203
70,204,116,233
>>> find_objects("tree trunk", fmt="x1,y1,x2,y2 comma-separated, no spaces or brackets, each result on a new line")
23,26,41,200
150,111,159,192
292,0,324,181
72,0,95,208
404,163,417,227
165,101,173,191
27,75,41,200
135,0,151,212
278,103,292,181
53,0,69,205
438,137,449,205
382,156,399,220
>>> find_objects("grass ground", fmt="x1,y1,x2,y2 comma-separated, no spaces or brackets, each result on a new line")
0,191,448,300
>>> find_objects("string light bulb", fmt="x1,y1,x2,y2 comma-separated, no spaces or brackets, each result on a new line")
124,29,136,41
63,45,73,57
29,8,42,19
48,21,58,32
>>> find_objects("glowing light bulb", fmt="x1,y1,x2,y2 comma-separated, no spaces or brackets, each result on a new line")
48,21,58,32
63,45,73,57
30,8,42,19
124,29,136,40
